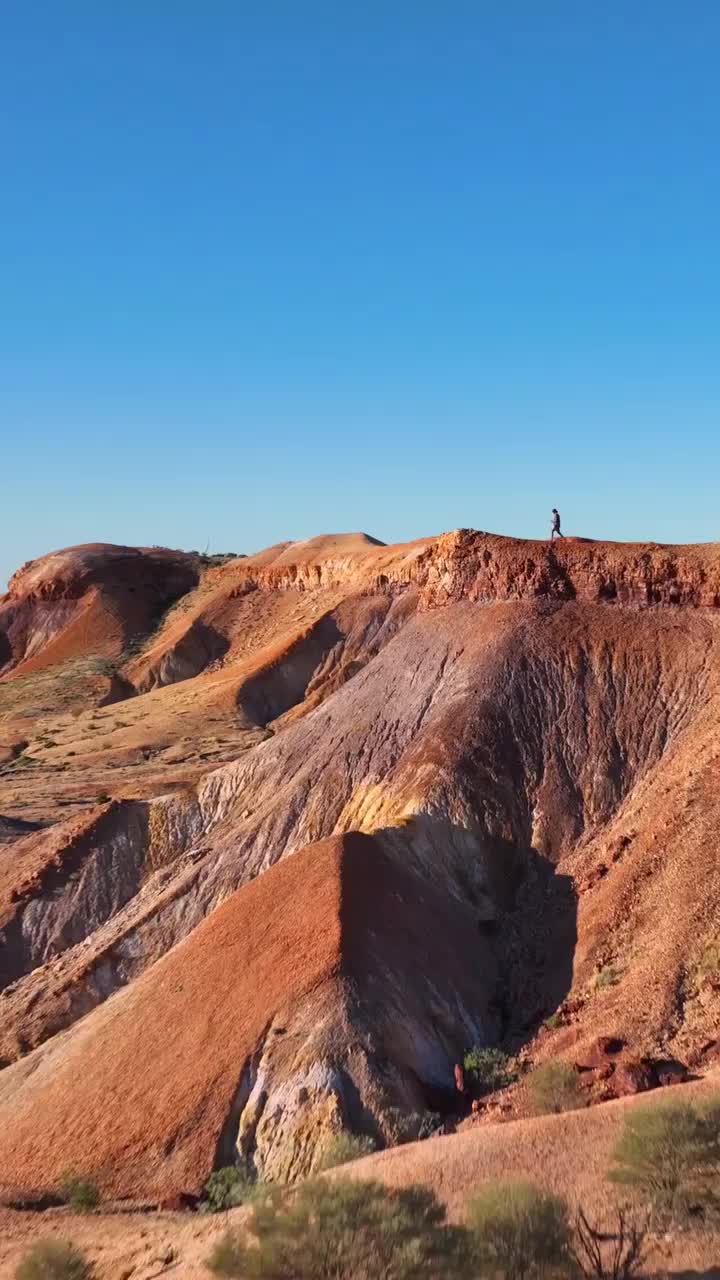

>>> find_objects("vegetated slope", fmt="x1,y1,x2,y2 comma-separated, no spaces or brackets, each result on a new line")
348,1070,720,1215
340,1072,720,1272
0,832,494,1199
0,529,719,1199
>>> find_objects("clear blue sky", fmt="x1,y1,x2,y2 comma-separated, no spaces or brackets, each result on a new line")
2,2,719,588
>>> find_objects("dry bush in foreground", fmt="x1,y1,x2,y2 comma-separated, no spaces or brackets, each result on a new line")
206,1176,470,1278
570,1207,648,1280
609,1095,720,1224
466,1179,571,1280
15,1239,93,1280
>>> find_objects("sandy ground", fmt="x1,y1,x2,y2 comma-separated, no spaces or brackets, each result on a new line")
0,1203,226,1279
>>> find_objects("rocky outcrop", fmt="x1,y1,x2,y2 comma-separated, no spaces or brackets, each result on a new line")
168,530,720,609
418,530,720,608
574,1037,689,1099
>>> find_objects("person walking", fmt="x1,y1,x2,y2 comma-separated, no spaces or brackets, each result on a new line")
550,508,564,540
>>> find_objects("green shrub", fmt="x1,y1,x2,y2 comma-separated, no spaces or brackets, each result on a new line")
15,1239,93,1280
58,1174,100,1213
467,1179,571,1280
317,1132,376,1170
202,1165,255,1212
527,1061,583,1115
463,1047,516,1094
205,1177,470,1278
608,1096,720,1223
382,1109,441,1145
544,1013,563,1030
595,967,619,991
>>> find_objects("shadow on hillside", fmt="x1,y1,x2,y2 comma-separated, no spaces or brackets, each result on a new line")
0,630,11,671
665,1272,720,1280
369,815,578,1056
492,836,578,1050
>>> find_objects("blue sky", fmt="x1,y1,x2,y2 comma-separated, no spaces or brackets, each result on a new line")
2,2,719,588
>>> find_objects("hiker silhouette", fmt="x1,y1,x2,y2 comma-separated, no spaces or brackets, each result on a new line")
550,508,564,540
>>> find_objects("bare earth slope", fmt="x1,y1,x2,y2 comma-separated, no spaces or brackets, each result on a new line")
0,529,719,1209
0,831,493,1198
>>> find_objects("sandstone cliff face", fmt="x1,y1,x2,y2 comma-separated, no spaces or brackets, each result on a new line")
0,530,718,1200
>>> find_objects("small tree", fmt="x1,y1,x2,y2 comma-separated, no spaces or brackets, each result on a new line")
463,1047,516,1094
467,1179,571,1280
317,1132,376,1170
16,1239,93,1280
381,1108,441,1146
58,1173,100,1213
202,1166,255,1212
571,1207,648,1280
595,967,620,991
527,1061,583,1115
206,1177,471,1279
608,1096,720,1223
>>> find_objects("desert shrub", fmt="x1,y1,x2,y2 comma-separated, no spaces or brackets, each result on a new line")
15,1239,93,1280
467,1179,571,1280
381,1108,442,1146
527,1061,582,1115
463,1046,516,1094
206,1232,245,1277
317,1132,376,1170
595,967,619,991
608,1096,720,1223
58,1174,100,1212
205,1176,471,1278
414,1111,442,1140
571,1206,648,1280
202,1165,256,1212
544,1013,563,1030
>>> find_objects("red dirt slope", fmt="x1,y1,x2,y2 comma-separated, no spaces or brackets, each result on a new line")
0,543,199,678
0,831,492,1199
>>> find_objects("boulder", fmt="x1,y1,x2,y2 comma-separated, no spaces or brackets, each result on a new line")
654,1059,688,1088
575,1035,625,1071
612,1058,654,1096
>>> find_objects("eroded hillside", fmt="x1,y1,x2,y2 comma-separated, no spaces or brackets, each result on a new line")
0,530,718,1200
